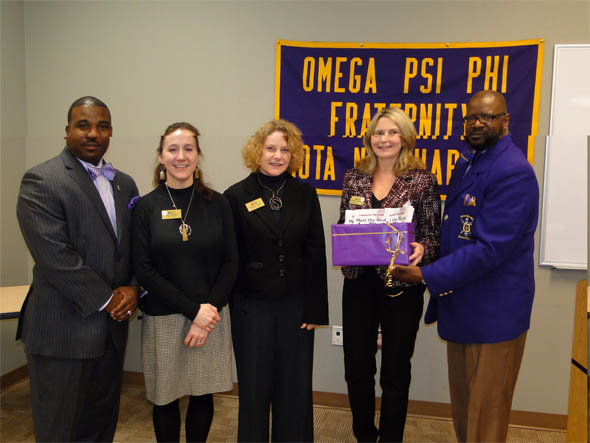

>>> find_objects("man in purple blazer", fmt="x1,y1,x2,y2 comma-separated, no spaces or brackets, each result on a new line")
393,90,539,442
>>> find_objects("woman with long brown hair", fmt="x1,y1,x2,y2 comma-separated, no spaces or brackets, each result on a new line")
133,122,238,442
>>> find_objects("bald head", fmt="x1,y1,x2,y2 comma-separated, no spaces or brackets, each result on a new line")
468,90,507,113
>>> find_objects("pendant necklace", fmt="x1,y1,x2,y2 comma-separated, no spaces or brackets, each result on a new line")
258,175,286,211
165,183,195,241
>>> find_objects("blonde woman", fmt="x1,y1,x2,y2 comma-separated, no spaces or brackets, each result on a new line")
338,108,441,442
224,119,328,442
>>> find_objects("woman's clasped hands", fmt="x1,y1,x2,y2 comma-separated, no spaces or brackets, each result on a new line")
184,303,221,348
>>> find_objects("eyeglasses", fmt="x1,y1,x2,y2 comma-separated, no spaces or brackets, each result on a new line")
463,112,506,124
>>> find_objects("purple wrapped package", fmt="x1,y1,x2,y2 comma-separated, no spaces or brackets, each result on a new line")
331,222,415,266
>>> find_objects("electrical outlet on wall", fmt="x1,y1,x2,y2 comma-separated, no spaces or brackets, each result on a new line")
332,326,343,346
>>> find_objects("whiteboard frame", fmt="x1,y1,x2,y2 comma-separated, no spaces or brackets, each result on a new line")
539,44,589,270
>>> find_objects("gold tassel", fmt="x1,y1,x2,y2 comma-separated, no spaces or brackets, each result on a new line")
194,168,200,180
159,165,166,181
181,224,188,242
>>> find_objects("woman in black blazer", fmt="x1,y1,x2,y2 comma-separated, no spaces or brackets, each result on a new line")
224,119,329,442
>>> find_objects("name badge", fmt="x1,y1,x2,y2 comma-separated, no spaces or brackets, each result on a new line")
161,209,182,219
350,195,365,206
245,198,265,212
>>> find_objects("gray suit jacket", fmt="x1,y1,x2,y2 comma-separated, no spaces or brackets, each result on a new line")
16,148,139,359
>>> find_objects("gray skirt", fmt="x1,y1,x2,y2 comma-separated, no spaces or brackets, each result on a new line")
141,308,233,405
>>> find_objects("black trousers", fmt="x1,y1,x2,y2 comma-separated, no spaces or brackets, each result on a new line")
231,294,314,442
343,269,424,443
27,336,125,442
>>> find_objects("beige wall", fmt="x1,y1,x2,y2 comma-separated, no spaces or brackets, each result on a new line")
1,0,588,415
1,0,28,376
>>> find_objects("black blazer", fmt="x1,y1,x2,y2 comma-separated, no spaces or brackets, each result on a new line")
16,148,138,359
224,173,328,325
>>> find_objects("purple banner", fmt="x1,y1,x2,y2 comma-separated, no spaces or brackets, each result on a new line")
275,40,543,197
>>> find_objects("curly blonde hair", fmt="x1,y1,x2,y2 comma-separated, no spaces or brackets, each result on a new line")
357,108,425,176
242,119,304,173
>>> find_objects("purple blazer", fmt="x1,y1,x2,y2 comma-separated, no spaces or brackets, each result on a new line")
422,135,539,344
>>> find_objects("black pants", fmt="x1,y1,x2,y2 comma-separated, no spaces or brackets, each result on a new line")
27,337,125,442
152,394,213,442
343,269,424,443
231,294,314,442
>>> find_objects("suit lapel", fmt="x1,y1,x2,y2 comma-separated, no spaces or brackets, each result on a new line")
243,173,281,238
60,149,117,241
112,174,128,242
446,136,512,205
446,159,470,205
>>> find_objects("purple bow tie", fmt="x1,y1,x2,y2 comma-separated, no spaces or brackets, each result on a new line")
87,162,116,181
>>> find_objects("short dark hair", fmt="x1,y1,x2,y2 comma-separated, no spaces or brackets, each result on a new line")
67,96,110,123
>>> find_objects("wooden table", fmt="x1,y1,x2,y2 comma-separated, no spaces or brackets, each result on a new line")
0,286,29,319
565,280,588,442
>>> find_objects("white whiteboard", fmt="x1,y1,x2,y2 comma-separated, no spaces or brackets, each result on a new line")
539,44,589,270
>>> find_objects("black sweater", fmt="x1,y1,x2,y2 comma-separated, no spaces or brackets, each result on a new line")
132,184,238,320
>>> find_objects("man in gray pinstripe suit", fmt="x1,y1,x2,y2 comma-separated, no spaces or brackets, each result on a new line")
16,96,139,442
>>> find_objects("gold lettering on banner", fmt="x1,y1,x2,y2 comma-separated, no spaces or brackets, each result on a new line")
300,56,377,94
324,146,335,181
354,147,367,167
299,144,310,179
435,57,443,93
430,149,442,184
360,104,373,137
460,103,467,140
349,57,362,93
329,101,468,140
329,101,343,137
420,58,434,93
446,149,460,185
405,103,417,123
467,55,509,93
414,148,427,165
334,57,347,92
403,58,418,93
313,145,324,180
404,57,444,94
433,103,442,139
501,55,509,93
302,57,315,92
484,55,499,91
443,103,457,139
466,57,482,93
345,102,358,137
294,145,336,182
318,57,332,92
417,103,433,139
412,148,463,186
364,58,377,93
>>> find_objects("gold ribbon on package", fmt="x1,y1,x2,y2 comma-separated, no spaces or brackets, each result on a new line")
384,223,408,297
331,222,415,297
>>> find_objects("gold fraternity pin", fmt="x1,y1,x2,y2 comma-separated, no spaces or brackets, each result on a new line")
245,198,265,212
161,209,182,220
350,196,365,206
